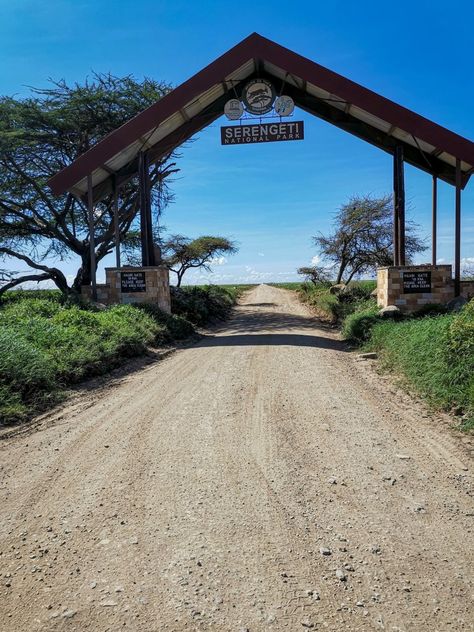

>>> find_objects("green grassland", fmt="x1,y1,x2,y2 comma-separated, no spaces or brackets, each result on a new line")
366,305,474,430
0,284,246,425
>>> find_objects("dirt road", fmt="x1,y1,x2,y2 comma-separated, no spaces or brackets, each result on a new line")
1,285,473,632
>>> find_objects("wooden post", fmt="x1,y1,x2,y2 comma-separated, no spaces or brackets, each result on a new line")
144,153,155,267
394,145,406,266
392,148,400,266
432,176,437,267
454,159,462,297
138,152,149,266
113,176,121,269
87,173,97,301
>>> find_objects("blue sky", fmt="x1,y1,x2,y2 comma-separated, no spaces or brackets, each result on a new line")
1,0,473,285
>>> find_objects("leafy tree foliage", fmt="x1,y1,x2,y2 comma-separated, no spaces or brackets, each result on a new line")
314,195,427,284
297,265,331,286
162,235,238,287
0,73,178,297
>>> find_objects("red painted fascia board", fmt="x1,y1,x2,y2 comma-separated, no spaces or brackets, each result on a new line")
48,33,263,196
48,32,474,196
257,34,474,167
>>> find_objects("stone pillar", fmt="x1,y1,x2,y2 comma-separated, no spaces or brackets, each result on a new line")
81,266,171,313
377,265,454,314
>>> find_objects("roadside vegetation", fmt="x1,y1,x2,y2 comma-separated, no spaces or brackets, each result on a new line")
272,280,474,430
285,192,473,430
366,304,474,430
0,285,248,425
171,284,253,325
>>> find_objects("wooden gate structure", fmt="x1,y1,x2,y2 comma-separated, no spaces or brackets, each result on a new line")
48,33,474,304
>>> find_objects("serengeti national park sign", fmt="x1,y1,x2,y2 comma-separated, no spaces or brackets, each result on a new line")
221,121,304,145
221,77,303,145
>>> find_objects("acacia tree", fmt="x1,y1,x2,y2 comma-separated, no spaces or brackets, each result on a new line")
314,195,427,284
162,235,238,287
0,73,178,297
297,265,331,286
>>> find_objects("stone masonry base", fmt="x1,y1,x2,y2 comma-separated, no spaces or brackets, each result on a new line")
81,266,171,313
377,265,474,313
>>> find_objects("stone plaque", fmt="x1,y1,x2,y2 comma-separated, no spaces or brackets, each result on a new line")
403,271,432,294
120,271,146,293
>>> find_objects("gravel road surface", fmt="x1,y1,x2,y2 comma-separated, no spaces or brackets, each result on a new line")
1,284,473,631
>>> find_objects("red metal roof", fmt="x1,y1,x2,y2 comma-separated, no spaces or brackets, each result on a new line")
48,32,474,199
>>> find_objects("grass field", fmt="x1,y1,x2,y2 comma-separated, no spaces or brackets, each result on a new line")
366,304,474,430
0,284,243,424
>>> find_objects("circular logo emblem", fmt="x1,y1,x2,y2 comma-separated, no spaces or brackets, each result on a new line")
224,99,244,120
274,95,295,117
242,79,276,115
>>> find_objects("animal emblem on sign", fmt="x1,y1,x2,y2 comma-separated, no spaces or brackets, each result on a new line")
241,79,276,115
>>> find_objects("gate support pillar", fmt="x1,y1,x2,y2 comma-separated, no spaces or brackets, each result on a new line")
432,176,437,266
113,175,121,268
138,151,155,267
393,145,406,266
454,159,462,296
87,173,97,301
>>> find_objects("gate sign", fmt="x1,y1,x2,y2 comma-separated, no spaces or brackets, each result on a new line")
403,271,432,294
221,121,304,145
121,271,146,293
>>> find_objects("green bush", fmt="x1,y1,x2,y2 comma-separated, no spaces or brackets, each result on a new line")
0,328,55,395
338,281,376,304
369,316,454,407
1,288,64,305
342,305,381,344
412,303,448,318
1,297,63,319
171,285,237,325
365,304,474,427
299,281,376,324
0,386,27,422
136,303,195,342
0,285,241,424
445,299,474,413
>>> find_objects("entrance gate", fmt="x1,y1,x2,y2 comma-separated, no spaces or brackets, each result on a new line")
48,33,474,311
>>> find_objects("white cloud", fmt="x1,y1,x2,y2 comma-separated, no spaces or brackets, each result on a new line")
311,255,321,266
209,256,227,266
257,252,265,257
461,257,474,271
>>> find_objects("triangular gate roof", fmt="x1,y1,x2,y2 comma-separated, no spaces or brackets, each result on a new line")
48,32,474,201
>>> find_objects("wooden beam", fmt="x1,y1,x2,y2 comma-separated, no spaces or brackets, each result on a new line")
393,156,400,267
394,146,406,266
432,176,437,266
85,91,232,203
138,152,149,266
455,159,462,296
276,79,464,187
144,152,155,266
113,176,121,268
87,173,97,300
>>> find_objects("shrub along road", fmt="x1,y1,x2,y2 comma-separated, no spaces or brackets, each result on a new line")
0,285,472,631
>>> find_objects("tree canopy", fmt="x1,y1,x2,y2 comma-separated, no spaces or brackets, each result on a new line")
162,235,238,286
0,73,178,297
297,265,331,286
313,195,427,284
